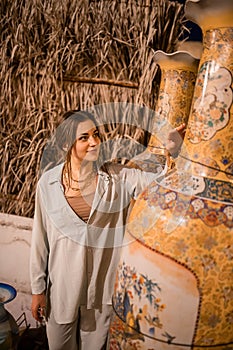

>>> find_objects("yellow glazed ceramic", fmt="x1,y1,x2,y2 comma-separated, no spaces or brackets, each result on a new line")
148,50,199,156
131,50,199,173
108,1,233,349
182,0,233,182
109,185,232,349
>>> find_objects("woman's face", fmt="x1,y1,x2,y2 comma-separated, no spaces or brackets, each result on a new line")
71,119,101,164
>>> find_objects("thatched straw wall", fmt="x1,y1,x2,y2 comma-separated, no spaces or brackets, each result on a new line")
0,0,185,217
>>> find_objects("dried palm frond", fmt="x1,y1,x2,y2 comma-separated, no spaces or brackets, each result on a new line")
0,0,185,217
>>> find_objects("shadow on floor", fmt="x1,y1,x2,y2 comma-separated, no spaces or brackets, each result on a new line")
17,326,49,350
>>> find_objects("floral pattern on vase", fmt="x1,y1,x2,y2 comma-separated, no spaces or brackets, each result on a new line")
187,64,232,143
109,182,233,349
161,172,233,203
182,27,233,182
148,51,199,156
109,237,200,350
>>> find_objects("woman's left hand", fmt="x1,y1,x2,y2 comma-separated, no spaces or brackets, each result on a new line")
31,293,46,323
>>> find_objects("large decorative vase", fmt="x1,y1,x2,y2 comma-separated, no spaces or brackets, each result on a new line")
0,283,18,350
131,49,200,172
108,1,233,349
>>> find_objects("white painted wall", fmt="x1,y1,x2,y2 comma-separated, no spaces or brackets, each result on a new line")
0,213,37,328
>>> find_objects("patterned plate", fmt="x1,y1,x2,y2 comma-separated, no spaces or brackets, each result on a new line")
0,283,17,304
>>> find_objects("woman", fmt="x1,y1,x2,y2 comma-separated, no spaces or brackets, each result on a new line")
30,110,185,350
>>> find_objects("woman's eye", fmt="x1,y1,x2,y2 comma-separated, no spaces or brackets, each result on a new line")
93,132,99,138
79,136,88,141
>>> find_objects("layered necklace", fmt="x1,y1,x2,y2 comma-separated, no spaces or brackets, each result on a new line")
62,162,97,196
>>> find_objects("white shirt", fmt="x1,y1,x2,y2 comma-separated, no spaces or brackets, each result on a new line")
30,162,161,323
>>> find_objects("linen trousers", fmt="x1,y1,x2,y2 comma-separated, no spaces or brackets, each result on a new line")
46,304,113,350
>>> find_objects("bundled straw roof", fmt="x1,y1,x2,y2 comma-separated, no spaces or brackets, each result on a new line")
0,0,185,217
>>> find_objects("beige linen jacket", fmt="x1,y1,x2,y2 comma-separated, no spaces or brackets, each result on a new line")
30,163,161,324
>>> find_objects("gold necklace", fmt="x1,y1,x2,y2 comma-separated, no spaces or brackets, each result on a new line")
70,175,93,183
63,164,96,193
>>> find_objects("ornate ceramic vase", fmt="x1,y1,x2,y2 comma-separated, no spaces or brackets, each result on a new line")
182,0,233,182
108,2,233,349
131,49,199,173
147,50,199,157
0,283,18,350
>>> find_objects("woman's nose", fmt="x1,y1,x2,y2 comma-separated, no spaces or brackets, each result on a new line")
88,136,98,146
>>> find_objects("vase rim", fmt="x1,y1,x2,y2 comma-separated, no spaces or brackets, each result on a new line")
185,0,233,30
153,49,201,61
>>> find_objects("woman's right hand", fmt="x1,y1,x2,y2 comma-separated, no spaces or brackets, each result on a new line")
31,293,46,322
165,123,186,157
